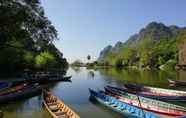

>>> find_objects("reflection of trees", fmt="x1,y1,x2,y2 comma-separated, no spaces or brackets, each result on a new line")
71,66,81,73
99,68,177,87
88,70,95,79
178,70,186,80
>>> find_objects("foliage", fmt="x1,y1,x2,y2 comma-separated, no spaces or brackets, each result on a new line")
0,0,68,72
98,22,182,70
71,60,84,67
35,51,57,68
176,28,186,47
87,55,91,61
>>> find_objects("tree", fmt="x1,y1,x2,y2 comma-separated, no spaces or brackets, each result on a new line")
0,0,68,72
35,51,56,68
87,55,91,61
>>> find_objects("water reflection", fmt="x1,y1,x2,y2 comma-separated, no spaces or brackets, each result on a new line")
99,68,179,88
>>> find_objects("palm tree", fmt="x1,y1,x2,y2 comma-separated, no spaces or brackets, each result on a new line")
87,55,91,62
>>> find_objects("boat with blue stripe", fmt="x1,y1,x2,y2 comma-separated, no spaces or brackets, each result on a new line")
89,88,160,118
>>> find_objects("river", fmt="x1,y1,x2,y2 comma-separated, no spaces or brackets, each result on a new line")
1,67,186,118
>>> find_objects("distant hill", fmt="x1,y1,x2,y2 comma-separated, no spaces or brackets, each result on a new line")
98,22,183,69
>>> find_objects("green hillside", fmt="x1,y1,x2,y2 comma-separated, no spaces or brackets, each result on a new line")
98,22,185,70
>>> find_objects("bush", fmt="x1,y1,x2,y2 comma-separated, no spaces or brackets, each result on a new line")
35,51,57,69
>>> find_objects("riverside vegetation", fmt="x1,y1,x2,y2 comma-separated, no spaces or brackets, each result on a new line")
0,0,68,75
97,22,186,70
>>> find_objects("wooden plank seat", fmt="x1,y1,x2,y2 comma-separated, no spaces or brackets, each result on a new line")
49,104,59,112
54,110,65,116
47,102,58,106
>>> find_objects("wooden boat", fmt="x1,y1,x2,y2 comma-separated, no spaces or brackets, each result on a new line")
10,76,72,84
47,76,72,82
119,83,186,101
0,83,26,96
89,88,160,118
42,90,80,118
0,81,12,90
105,86,186,116
33,76,72,84
0,84,41,103
168,79,186,86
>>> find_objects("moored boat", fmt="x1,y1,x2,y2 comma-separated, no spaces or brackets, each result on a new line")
89,88,160,118
47,76,72,82
120,83,186,101
0,84,41,103
42,90,80,118
0,83,26,96
0,81,12,90
10,75,72,84
105,86,186,116
168,79,186,86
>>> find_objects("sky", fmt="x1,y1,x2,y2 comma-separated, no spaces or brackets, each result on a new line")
41,0,186,63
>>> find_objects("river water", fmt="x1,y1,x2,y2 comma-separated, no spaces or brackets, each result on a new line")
1,67,186,118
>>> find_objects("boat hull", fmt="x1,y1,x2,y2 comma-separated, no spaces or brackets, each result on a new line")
105,86,186,116
122,83,186,101
0,84,41,103
168,79,186,86
42,90,80,118
89,88,160,118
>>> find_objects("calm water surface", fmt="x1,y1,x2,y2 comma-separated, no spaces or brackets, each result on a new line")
1,67,186,118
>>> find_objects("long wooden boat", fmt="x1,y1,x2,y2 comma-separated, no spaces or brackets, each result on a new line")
89,88,160,118
0,82,12,90
168,79,186,86
120,83,186,101
42,90,80,118
0,84,41,103
47,76,72,82
105,86,186,116
9,76,72,85
0,83,26,96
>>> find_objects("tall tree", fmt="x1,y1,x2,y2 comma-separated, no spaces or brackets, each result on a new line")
87,55,91,61
0,0,68,72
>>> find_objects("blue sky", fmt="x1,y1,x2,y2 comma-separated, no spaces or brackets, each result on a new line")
41,0,186,63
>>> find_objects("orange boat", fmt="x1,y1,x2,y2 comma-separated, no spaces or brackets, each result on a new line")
43,90,80,118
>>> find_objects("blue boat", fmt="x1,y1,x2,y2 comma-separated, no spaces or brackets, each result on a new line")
0,82,11,90
89,88,160,118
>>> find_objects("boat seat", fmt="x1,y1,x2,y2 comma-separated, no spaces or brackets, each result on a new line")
113,101,119,107
126,105,131,112
47,102,58,106
54,111,65,116
145,112,151,118
105,96,109,101
117,102,123,109
136,109,145,117
129,107,135,113
108,100,115,105
49,105,59,112
57,114,68,118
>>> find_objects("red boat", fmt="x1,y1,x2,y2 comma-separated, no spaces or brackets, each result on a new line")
121,83,186,101
105,86,186,116
168,79,186,86
0,83,27,96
